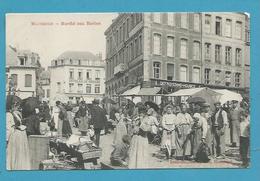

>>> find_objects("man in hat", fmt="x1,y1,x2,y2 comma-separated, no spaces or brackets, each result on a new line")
229,100,241,147
212,102,228,158
89,98,107,147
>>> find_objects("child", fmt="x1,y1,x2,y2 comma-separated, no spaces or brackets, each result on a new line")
110,135,131,167
239,111,250,168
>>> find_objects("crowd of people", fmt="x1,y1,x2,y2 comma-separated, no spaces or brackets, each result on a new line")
108,99,250,168
6,95,250,170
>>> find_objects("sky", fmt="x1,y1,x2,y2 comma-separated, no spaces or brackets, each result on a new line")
6,13,118,68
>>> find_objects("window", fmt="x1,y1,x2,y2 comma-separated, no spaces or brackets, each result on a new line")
225,46,232,65
192,67,200,83
235,73,241,87
57,82,61,93
193,41,200,60
193,13,200,32
167,64,175,80
70,59,73,65
78,60,81,65
86,70,91,80
205,43,211,60
153,34,161,55
225,19,232,37
153,13,161,23
55,61,58,66
167,36,174,57
215,45,221,64
180,13,188,29
130,43,133,60
95,84,100,93
135,38,138,58
215,70,221,84
167,13,175,26
139,35,142,55
69,69,74,79
47,89,50,98
225,71,231,86
216,17,222,35
153,62,161,79
78,84,83,93
204,68,210,84
235,48,242,66
205,14,211,33
86,84,91,93
25,74,32,87
95,70,100,80
78,70,82,80
180,39,188,59
20,58,25,66
69,83,74,92
10,74,18,86
180,66,188,82
235,21,242,39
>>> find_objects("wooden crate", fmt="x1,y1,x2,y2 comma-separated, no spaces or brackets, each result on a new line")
28,135,50,170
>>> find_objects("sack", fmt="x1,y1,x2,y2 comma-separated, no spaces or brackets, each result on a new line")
195,142,210,163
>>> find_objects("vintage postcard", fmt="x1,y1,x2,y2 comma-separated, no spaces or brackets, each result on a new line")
5,12,250,170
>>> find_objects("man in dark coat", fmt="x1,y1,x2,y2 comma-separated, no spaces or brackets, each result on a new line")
89,99,107,147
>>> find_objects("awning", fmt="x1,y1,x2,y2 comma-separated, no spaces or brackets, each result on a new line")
213,89,243,105
166,88,205,97
121,85,141,96
137,87,162,96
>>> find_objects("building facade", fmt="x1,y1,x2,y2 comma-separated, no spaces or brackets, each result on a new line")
49,51,105,105
6,46,41,99
104,13,250,98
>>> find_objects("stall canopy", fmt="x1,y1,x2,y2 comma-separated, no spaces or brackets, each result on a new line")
213,89,243,105
167,87,222,109
121,85,141,96
137,87,162,96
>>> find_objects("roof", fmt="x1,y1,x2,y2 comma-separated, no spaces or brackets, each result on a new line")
57,51,99,61
6,46,20,66
137,87,162,96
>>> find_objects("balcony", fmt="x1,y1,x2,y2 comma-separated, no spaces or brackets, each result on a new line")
114,63,126,76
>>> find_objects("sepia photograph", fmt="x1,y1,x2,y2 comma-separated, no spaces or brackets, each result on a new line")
5,12,250,170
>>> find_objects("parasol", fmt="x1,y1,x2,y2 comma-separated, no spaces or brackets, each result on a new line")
145,101,159,112
187,97,206,104
21,97,41,117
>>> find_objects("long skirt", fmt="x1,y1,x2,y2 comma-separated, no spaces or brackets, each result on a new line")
113,122,127,145
62,120,72,137
7,129,31,170
128,135,149,169
192,128,202,156
161,130,176,150
53,113,59,130
230,120,240,145
79,116,89,133
205,126,213,155
175,124,192,157
67,111,74,129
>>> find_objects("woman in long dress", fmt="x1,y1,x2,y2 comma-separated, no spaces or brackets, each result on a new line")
6,102,31,170
161,105,177,159
128,108,150,169
175,104,193,159
77,101,91,136
113,112,127,145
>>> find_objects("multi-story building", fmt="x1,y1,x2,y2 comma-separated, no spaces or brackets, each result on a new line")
39,69,51,102
49,51,105,105
104,13,250,99
6,46,41,99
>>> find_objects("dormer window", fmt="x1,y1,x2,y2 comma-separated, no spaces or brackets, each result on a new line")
20,58,25,66
78,59,81,65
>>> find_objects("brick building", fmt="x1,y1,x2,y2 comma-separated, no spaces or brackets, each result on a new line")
104,13,250,98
